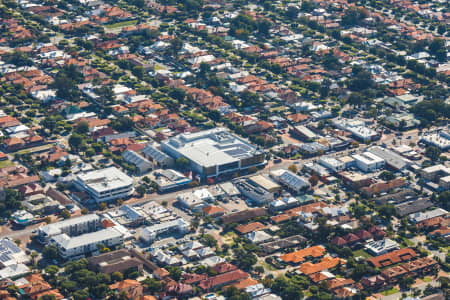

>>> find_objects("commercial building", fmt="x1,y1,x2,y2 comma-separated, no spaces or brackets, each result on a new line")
319,156,346,172
260,235,307,255
395,199,434,217
49,227,124,260
139,218,189,243
122,150,153,174
290,125,317,141
161,128,265,178
106,205,146,227
149,169,192,192
339,171,372,189
87,249,143,274
385,113,420,129
270,169,310,193
23,193,60,215
177,190,210,211
73,167,134,203
367,146,411,171
332,119,380,142
142,144,174,168
233,178,275,205
408,208,448,223
421,164,450,182
420,131,450,150
37,214,101,244
439,175,450,190
352,152,385,172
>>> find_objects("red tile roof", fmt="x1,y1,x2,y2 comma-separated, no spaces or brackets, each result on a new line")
368,248,417,268
198,270,249,290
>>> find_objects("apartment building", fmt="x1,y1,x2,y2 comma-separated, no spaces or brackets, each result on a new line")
37,214,101,244
49,227,124,260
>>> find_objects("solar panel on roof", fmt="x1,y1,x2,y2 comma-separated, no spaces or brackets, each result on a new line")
0,253,11,263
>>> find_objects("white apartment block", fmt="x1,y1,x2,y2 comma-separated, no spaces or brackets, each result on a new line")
49,227,124,259
37,214,100,244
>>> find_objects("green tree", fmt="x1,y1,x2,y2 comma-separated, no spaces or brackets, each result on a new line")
169,88,186,102
437,191,450,210
42,245,59,259
377,204,396,221
68,133,84,152
143,277,163,293
73,289,89,300
347,92,364,107
4,51,33,66
437,24,446,35
136,185,146,197
75,121,89,134
200,234,217,248
398,276,415,290
288,164,298,174
45,265,59,277
111,271,123,282
257,19,271,36
175,157,190,170
233,248,257,271
341,7,368,26
425,146,441,161
168,266,182,281
286,6,299,20
379,171,395,181
61,209,71,219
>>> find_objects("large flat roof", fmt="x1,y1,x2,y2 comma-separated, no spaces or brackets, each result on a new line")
76,167,133,193
163,128,262,168
40,214,100,236
51,227,123,250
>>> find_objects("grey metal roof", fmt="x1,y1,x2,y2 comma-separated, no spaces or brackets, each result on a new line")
368,146,410,170
142,144,172,163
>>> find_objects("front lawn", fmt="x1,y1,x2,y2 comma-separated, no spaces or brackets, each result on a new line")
381,288,399,296
105,20,138,29
0,160,14,168
352,249,373,259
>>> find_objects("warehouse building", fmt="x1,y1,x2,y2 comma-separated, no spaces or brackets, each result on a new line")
270,169,310,194
142,144,174,168
233,177,276,205
122,150,153,174
367,146,410,171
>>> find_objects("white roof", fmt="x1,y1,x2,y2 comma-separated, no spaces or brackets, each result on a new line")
163,127,262,168
0,238,29,266
51,227,123,250
409,208,448,223
40,214,100,236
75,167,133,193
142,218,189,234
